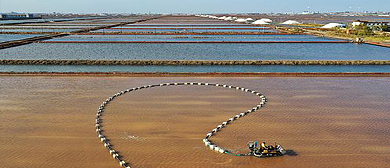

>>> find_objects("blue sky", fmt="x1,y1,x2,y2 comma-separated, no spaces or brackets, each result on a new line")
0,0,389,13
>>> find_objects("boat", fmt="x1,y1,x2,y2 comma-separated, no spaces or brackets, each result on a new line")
248,141,286,157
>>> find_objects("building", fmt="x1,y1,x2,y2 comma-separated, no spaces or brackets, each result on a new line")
352,20,389,31
0,13,41,20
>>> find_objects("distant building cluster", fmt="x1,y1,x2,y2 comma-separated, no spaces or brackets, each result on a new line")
0,13,41,20
319,20,389,31
352,20,389,27
352,20,389,31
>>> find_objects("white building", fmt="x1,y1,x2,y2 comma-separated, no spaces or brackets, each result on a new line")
352,20,389,31
352,20,389,27
0,13,41,19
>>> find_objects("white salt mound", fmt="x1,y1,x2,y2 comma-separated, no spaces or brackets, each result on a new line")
224,17,233,21
282,20,301,24
260,18,272,23
252,20,270,25
322,23,345,28
218,16,227,20
235,18,247,23
245,18,254,22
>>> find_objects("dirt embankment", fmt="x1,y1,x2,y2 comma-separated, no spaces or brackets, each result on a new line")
1,72,389,77
1,60,389,66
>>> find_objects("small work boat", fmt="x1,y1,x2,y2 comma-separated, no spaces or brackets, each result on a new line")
248,141,286,157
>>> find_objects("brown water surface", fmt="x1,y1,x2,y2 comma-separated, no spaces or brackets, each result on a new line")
0,77,389,168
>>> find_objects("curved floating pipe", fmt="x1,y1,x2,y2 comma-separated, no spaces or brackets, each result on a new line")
95,82,267,167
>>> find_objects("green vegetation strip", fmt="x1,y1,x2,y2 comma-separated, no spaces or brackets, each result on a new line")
0,60,389,65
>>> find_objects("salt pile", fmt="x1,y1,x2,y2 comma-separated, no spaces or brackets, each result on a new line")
218,16,227,20
322,23,345,28
282,20,300,24
235,18,247,23
260,18,272,23
252,20,270,25
224,17,233,21
245,18,254,23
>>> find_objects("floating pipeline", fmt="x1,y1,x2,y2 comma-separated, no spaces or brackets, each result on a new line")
94,82,267,168
37,40,351,44
1,60,389,66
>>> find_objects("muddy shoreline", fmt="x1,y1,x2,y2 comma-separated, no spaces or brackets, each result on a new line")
0,72,389,77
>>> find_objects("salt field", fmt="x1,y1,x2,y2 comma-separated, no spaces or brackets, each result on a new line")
46,34,343,42
0,11,390,168
0,34,44,42
0,17,103,25
1,77,389,168
0,16,154,35
0,25,100,28
1,15,389,73
1,43,389,61
0,28,82,32
116,26,270,28
123,24,256,27
92,28,277,33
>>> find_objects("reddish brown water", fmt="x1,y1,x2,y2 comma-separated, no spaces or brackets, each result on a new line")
0,77,389,168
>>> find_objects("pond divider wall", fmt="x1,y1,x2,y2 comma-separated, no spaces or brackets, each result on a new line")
118,24,258,27
1,60,389,65
0,16,163,49
0,33,69,49
73,32,303,35
364,41,390,48
1,72,389,77
108,27,272,30
37,41,351,44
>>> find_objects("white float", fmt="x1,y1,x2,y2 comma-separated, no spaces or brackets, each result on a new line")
95,82,267,167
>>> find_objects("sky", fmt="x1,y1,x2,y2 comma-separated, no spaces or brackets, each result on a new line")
0,0,389,14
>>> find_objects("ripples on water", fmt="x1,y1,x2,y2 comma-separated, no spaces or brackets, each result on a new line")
0,25,98,28
115,26,267,29
0,29,81,32
92,29,278,33
1,65,389,73
48,35,341,42
0,43,389,60
0,34,44,42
